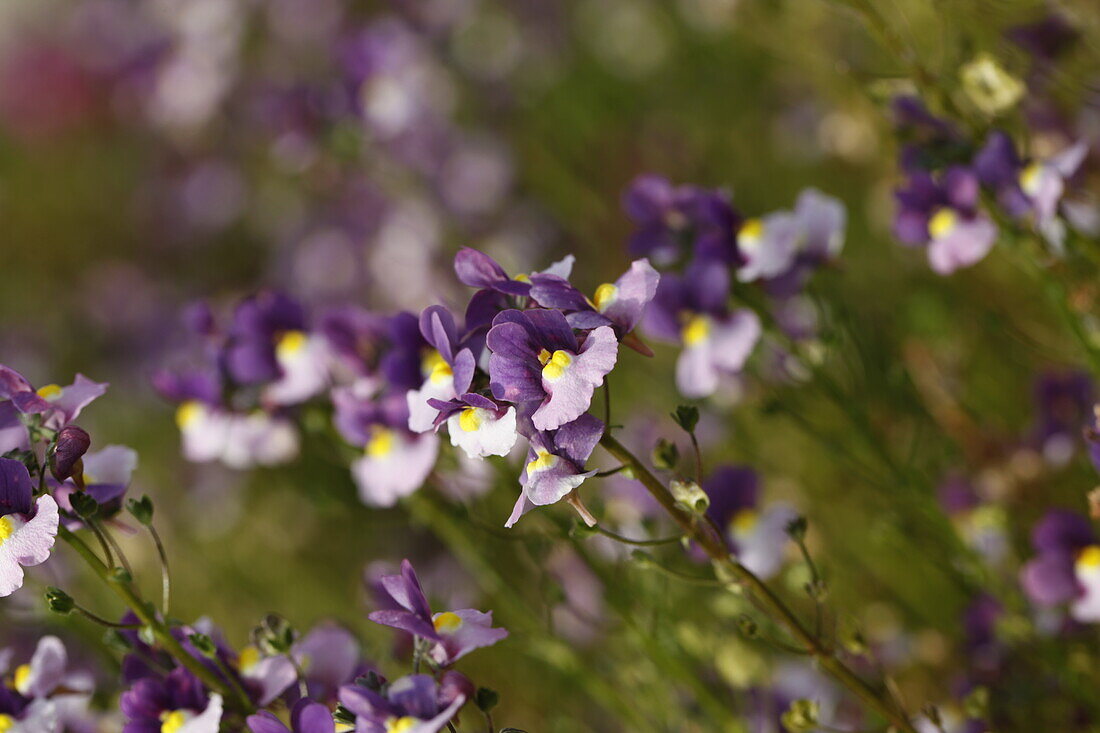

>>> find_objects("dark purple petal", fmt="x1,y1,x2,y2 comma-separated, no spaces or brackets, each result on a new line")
623,174,674,223
247,711,291,733
942,166,980,212
974,131,1022,188
553,414,605,467
292,699,336,733
420,306,458,363
521,309,578,353
704,465,759,528
386,675,439,719
50,425,91,482
1021,550,1080,605
454,248,510,289
0,457,33,517
528,275,589,312
1032,509,1096,553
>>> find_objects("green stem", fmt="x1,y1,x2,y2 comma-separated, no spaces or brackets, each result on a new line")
58,526,254,714
599,434,918,733
148,524,172,616
593,525,683,547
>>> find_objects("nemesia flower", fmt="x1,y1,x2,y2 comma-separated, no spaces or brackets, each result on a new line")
508,413,604,528
173,402,300,470
0,636,96,733
368,559,507,666
1020,509,1100,622
528,258,660,338
291,623,365,703
339,674,464,733
247,699,335,733
643,261,760,398
427,393,517,460
333,384,438,506
0,365,107,438
120,667,223,733
0,458,60,597
453,247,575,300
893,166,997,275
234,646,297,708
974,130,1089,246
405,305,475,433
703,465,797,579
622,175,741,265
1029,370,1093,465
222,292,309,386
487,308,617,431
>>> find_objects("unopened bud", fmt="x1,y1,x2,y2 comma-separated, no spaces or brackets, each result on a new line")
736,614,759,638
670,479,709,514
127,495,154,526
780,699,820,732
651,438,680,471
44,587,75,615
960,54,1024,116
671,405,700,433
50,426,90,485
785,516,808,541
188,633,218,657
253,613,296,655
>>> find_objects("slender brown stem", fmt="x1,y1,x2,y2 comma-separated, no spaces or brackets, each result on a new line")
598,433,918,732
58,526,254,714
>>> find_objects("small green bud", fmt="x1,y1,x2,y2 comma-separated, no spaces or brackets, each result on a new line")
253,613,296,655
736,614,759,639
670,479,709,514
475,687,500,712
108,567,133,584
44,587,75,615
69,492,99,519
651,438,680,471
960,53,1024,116
780,699,820,732
126,495,154,526
963,686,990,719
188,633,218,657
671,405,700,433
785,516,808,541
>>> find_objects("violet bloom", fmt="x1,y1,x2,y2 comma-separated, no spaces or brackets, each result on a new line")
1030,370,1093,465
893,166,998,275
643,261,760,398
368,560,507,667
0,458,59,597
527,258,660,339
53,444,139,529
453,247,575,299
291,623,364,703
622,175,740,265
751,189,847,298
427,393,517,460
120,667,223,733
975,130,1089,246
0,365,107,453
247,699,335,733
1020,509,1100,622
1,636,96,733
507,413,604,528
704,466,797,580
405,306,476,434
173,402,300,470
333,383,438,507
487,308,617,431
339,675,464,733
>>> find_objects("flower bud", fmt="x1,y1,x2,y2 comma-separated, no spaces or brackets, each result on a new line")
960,54,1024,116
670,479,709,514
45,586,75,615
651,438,680,471
188,633,218,657
50,426,90,485
474,686,500,713
127,495,155,526
671,405,700,433
780,699,820,732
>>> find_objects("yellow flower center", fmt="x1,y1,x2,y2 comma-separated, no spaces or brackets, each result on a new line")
513,273,531,283
0,516,13,547
1077,545,1100,570
276,330,308,360
237,646,261,673
433,611,464,633
593,283,619,312
458,408,484,432
335,724,356,733
12,664,30,696
526,449,558,476
175,400,204,429
1019,161,1043,196
927,208,958,239
36,384,62,400
681,315,710,347
160,710,192,733
422,351,453,385
367,428,396,458
386,717,420,733
0,714,14,732
540,350,573,382
738,218,764,249
731,509,758,535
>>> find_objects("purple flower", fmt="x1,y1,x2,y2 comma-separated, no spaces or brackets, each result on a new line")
0,365,107,440
173,402,300,469
0,458,59,598
291,623,364,703
893,166,997,275
334,383,438,506
643,262,760,398
1020,509,1100,622
222,291,308,386
339,675,464,733
507,413,604,528
1030,370,1093,464
703,466,797,579
120,667,223,733
487,309,618,431
247,699,334,733
405,306,476,434
368,559,508,667
0,636,94,732
527,258,660,341
622,175,741,265
427,393,518,460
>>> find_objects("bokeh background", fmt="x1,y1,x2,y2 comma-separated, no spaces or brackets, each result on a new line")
4,0,1100,730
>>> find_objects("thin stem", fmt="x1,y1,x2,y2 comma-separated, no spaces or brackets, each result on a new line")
483,710,494,733
148,524,172,616
688,430,702,483
287,653,310,699
97,521,133,578
593,465,627,478
73,604,144,629
593,525,683,547
85,522,115,569
58,526,254,714
599,433,918,733
632,552,724,586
